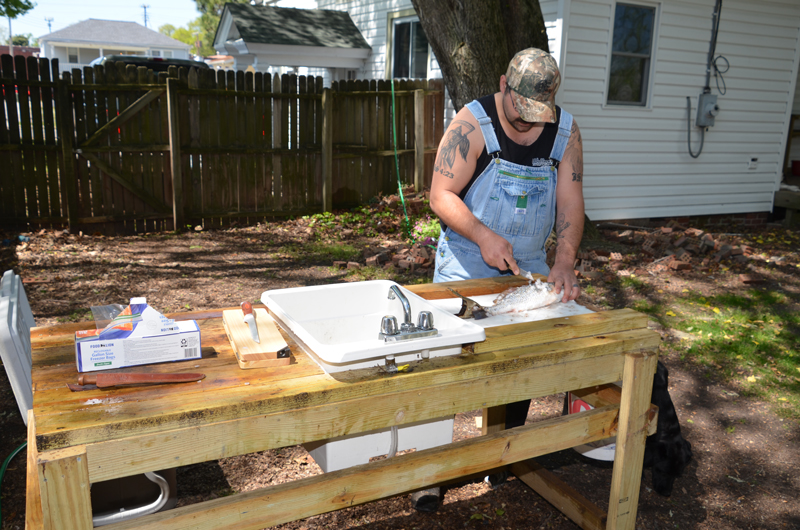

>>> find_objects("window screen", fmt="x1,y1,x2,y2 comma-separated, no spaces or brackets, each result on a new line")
607,3,656,105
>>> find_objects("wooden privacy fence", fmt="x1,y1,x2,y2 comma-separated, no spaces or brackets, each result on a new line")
0,55,445,235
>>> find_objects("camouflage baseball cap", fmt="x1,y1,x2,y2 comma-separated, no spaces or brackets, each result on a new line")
506,48,561,123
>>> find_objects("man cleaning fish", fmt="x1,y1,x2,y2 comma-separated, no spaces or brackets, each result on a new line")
411,47,585,512
430,47,584,298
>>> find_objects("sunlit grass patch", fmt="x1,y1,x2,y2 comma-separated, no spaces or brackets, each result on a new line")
663,288,800,420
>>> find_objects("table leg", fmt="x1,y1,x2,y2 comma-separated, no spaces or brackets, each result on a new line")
37,446,93,530
26,411,43,530
481,405,506,436
606,351,658,530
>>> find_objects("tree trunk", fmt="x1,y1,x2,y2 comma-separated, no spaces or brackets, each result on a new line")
410,0,549,112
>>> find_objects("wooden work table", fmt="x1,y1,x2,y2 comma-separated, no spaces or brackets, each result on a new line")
25,276,660,530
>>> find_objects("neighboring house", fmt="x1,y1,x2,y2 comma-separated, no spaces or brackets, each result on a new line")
213,4,371,78
39,19,191,75
0,46,40,59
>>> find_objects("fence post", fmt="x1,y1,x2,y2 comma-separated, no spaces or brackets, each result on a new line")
322,87,333,212
167,77,185,230
56,74,78,231
414,89,425,192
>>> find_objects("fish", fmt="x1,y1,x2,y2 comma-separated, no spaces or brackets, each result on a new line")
486,279,562,316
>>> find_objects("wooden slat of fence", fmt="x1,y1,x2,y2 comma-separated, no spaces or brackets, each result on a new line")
297,75,308,209
222,69,235,223
376,79,389,199
83,67,103,223
288,73,299,209
70,68,92,228
235,70,247,215
186,68,201,229
0,56,23,223
138,66,153,232
90,65,110,232
26,56,48,221
196,69,212,226
40,59,62,224
253,72,266,214
313,76,323,207
274,74,284,210
262,73,274,212
14,56,37,223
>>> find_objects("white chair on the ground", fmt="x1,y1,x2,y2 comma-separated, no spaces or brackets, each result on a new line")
0,269,175,525
0,270,35,425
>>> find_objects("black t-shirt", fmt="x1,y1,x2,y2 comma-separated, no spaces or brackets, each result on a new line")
458,94,562,201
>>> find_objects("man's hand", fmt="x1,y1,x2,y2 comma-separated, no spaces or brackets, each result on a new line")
476,230,519,274
548,262,580,302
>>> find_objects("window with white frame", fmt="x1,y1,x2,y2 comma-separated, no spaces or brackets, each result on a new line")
389,15,430,79
607,2,656,106
67,47,78,63
163,50,173,58
151,50,161,57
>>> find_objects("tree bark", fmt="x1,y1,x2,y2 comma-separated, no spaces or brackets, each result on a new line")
410,0,549,112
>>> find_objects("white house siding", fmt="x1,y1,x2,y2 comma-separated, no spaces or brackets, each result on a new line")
559,0,800,221
789,69,800,170
540,0,563,64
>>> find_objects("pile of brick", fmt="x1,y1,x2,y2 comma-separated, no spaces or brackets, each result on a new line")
576,221,753,277
333,242,434,276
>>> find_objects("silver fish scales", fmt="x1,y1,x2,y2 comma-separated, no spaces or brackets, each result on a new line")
486,279,561,316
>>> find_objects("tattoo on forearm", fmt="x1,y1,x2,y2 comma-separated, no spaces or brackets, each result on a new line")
555,213,571,240
434,120,475,178
567,121,584,181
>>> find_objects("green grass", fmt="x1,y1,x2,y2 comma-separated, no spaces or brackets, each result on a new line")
655,288,800,420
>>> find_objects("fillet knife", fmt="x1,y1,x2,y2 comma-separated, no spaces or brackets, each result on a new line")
241,301,260,343
68,372,206,391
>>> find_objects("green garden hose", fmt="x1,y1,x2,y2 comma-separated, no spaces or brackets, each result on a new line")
0,441,27,527
390,79,413,240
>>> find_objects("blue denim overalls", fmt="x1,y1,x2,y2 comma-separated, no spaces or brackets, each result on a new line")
433,100,573,282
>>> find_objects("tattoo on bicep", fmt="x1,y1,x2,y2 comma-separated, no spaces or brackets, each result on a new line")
555,213,571,240
434,120,475,178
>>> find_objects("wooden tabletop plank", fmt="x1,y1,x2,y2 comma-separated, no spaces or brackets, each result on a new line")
33,328,659,451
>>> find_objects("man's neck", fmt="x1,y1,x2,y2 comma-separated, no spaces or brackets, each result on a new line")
493,92,546,146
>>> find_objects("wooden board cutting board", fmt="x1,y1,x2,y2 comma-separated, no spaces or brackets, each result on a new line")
222,308,292,369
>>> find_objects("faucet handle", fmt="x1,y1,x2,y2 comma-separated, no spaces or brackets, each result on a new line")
417,311,434,330
380,315,399,337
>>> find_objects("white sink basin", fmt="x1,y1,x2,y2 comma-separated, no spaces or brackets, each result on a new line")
261,280,486,372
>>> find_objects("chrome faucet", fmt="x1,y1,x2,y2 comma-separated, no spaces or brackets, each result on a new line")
381,285,437,342
388,285,413,328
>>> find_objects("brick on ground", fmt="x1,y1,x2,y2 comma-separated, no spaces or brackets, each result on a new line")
347,261,361,270
610,252,623,261
333,261,347,269
669,261,692,271
739,274,765,284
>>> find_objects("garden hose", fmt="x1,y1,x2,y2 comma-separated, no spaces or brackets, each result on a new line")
0,441,27,527
390,79,413,241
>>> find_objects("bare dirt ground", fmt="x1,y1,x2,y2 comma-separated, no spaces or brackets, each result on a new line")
1,211,799,530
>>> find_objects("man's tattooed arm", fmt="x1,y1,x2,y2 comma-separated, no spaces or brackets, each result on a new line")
434,120,475,179
555,212,571,240
566,121,583,184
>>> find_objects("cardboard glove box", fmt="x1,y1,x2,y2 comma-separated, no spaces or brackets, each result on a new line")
75,298,201,372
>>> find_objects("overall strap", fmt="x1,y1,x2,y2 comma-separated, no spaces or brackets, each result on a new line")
465,100,501,157
549,109,573,162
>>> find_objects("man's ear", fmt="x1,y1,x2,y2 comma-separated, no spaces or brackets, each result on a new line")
499,74,507,93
